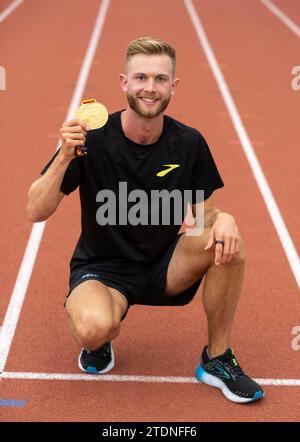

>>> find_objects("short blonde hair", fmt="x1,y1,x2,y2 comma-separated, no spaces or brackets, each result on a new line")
126,37,176,75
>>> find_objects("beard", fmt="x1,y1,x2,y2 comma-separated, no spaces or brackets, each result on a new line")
127,92,171,118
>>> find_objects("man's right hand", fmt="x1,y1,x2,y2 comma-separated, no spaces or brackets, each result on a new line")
59,119,89,159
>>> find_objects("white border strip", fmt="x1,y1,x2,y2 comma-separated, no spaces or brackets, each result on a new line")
0,0,110,373
260,0,300,38
0,0,23,24
1,371,300,386
184,0,300,288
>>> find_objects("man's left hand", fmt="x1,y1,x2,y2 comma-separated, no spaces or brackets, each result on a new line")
204,213,241,266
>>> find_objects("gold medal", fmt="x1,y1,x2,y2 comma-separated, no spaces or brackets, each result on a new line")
74,98,109,156
75,98,109,129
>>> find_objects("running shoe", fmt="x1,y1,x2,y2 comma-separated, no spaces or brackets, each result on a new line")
78,342,114,374
196,346,264,403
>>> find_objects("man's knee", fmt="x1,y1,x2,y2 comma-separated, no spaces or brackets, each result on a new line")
71,310,120,349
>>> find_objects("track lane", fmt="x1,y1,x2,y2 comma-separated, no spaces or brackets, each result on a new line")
1,0,300,422
192,0,300,253
0,0,15,10
0,0,103,324
0,0,111,372
1,380,300,422
0,0,23,24
261,0,300,36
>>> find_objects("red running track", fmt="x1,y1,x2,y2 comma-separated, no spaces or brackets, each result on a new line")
0,0,299,422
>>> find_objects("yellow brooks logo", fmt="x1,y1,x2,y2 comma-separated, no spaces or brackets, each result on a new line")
156,164,180,177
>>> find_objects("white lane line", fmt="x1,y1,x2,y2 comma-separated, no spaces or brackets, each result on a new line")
0,224,45,373
0,0,111,373
184,0,300,288
260,0,300,38
1,371,300,386
0,0,23,24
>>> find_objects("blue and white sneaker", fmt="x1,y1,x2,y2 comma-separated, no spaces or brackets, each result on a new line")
78,342,115,374
196,346,264,403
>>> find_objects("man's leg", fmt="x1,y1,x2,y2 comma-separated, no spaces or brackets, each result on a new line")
164,230,263,403
66,280,128,350
166,228,245,357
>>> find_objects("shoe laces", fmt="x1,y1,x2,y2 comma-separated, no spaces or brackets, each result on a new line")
221,352,245,379
86,342,110,357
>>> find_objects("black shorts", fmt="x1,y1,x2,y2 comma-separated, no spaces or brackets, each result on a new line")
67,233,203,313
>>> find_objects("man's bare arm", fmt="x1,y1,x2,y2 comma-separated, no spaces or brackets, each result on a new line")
26,119,88,222
27,152,70,222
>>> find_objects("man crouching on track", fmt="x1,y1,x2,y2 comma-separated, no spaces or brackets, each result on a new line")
27,37,264,404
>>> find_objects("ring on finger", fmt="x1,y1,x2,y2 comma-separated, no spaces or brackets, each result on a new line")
214,239,225,246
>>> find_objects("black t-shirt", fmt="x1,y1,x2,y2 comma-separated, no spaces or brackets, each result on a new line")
41,111,224,267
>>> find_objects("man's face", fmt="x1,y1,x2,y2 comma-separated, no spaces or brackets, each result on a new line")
120,54,179,118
